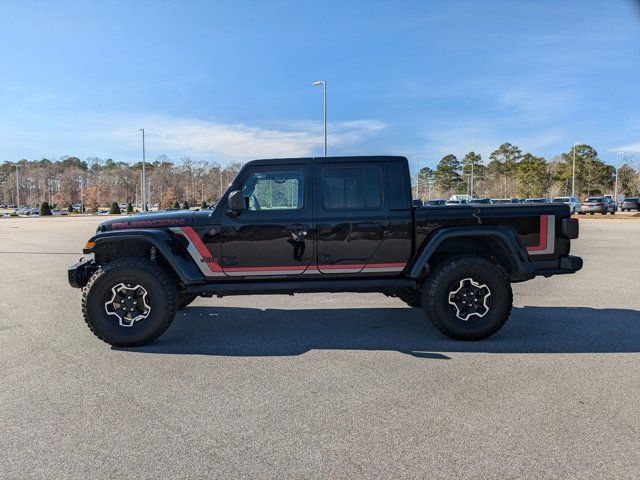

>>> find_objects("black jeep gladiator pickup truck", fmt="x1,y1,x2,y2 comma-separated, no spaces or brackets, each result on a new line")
69,156,582,346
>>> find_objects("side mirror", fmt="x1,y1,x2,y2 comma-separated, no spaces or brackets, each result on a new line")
227,190,244,216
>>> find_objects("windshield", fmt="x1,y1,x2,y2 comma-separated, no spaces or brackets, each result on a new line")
552,198,567,203
585,197,602,202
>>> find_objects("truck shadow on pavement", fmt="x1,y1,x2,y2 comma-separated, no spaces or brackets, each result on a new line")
119,305,640,358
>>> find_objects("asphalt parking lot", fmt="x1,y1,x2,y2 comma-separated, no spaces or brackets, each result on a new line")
1,216,639,479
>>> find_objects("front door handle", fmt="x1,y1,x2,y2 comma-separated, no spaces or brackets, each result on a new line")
287,224,309,236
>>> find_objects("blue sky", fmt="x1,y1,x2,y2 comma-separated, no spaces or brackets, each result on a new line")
2,0,640,171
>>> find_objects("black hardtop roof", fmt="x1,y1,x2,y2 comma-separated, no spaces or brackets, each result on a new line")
244,155,407,167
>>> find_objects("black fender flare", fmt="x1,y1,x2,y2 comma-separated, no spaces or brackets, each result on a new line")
407,226,535,281
84,229,205,285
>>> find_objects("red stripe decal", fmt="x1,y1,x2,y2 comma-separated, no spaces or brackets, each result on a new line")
224,265,305,272
526,215,548,252
179,227,224,272
178,227,407,275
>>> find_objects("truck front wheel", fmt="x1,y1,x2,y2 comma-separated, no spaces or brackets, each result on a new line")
421,255,512,340
397,288,422,307
82,257,178,347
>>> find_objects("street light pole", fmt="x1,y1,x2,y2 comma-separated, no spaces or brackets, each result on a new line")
572,142,583,198
139,128,147,211
15,165,19,209
412,156,419,200
312,81,327,157
615,151,624,204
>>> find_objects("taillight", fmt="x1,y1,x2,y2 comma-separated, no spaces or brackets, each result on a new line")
561,217,579,239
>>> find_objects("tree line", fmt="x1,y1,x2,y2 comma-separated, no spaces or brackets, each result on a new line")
1,143,639,211
417,143,640,200
0,155,242,211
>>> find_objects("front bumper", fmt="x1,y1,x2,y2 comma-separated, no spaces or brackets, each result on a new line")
68,258,96,288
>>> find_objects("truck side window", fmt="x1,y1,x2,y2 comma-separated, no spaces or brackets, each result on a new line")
322,167,382,210
241,170,304,211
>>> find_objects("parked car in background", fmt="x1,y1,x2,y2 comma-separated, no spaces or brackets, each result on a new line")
491,198,522,204
578,196,616,215
525,198,550,204
619,197,639,211
445,199,469,205
449,194,471,202
412,199,423,207
470,198,492,204
552,196,581,213
425,199,447,206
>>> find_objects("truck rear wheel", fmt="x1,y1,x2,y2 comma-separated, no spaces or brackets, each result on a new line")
421,255,512,340
82,257,178,347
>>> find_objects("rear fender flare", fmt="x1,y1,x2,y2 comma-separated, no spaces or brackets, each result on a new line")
408,226,534,280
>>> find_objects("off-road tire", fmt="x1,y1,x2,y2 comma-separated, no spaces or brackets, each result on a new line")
421,255,513,340
82,257,178,347
397,288,422,307
178,293,199,309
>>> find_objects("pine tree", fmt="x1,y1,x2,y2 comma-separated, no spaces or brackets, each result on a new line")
109,201,121,215
434,154,463,194
40,201,52,216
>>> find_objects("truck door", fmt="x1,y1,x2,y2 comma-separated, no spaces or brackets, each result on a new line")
314,161,391,274
220,162,314,276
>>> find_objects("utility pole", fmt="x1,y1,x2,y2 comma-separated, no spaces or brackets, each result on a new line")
79,177,84,213
615,152,624,204
139,128,147,211
312,81,327,157
572,142,583,198
15,165,19,208
417,158,420,200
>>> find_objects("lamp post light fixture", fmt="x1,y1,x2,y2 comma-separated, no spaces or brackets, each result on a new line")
571,142,583,198
615,151,624,204
312,81,327,157
139,128,147,211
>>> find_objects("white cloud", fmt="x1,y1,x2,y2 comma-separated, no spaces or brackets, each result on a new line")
100,114,386,161
498,86,575,120
611,143,640,154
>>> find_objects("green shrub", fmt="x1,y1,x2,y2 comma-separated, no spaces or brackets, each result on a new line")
200,200,208,209
109,201,121,215
67,204,74,213
126,202,133,213
172,201,180,209
182,201,190,210
40,201,52,216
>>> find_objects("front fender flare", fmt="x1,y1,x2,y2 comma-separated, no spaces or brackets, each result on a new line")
84,229,205,285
